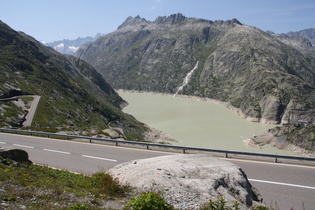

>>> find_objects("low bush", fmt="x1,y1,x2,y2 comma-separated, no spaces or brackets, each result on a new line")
90,172,130,197
200,197,239,210
125,192,174,210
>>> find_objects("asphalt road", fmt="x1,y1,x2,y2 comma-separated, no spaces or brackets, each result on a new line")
1,133,315,209
23,95,41,127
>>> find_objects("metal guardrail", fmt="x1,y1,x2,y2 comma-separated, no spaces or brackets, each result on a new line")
1,128,315,163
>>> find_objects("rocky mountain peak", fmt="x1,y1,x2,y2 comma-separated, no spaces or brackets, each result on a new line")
221,18,242,26
116,13,242,33
117,15,148,30
154,13,186,24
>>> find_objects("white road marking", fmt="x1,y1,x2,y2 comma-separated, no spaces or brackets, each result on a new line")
13,144,34,149
82,155,117,162
44,149,70,155
249,179,315,190
223,158,315,169
0,142,6,144
0,133,174,155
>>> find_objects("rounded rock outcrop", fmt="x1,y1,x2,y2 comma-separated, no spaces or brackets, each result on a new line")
107,154,262,209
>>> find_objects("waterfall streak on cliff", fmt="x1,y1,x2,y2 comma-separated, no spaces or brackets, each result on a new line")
174,61,199,97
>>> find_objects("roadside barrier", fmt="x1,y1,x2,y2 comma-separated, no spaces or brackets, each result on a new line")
1,128,315,163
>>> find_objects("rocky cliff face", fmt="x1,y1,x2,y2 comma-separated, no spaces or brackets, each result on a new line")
76,14,315,124
0,21,147,140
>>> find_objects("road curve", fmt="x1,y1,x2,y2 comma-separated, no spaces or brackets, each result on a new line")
23,95,41,127
0,133,314,209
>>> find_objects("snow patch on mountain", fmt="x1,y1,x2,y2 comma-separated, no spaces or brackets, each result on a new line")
44,33,103,55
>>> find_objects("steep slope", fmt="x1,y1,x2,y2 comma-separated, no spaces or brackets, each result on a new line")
0,21,147,140
76,14,315,124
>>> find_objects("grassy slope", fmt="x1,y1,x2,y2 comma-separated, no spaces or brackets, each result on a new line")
0,160,131,209
0,21,148,140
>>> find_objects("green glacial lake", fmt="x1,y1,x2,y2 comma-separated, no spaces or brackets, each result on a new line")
118,91,293,155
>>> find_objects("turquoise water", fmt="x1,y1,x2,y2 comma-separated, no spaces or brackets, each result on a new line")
118,91,292,155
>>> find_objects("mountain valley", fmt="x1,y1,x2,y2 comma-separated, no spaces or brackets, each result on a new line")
75,14,315,152
1,13,315,152
76,13,315,125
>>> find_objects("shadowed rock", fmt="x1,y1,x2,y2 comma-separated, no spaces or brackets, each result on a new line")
0,147,32,165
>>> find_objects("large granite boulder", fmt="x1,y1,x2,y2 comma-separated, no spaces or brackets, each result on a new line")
107,154,262,209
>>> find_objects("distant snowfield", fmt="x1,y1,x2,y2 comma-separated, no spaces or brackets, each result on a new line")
43,33,103,55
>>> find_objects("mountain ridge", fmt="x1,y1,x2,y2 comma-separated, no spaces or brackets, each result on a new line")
44,33,103,55
286,28,315,47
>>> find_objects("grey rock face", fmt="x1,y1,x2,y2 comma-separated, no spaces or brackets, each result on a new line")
252,123,315,152
76,14,315,124
286,28,315,47
107,154,262,209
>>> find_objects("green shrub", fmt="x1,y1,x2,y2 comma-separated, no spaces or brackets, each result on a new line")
69,203,90,210
125,192,174,210
253,206,269,210
91,172,129,197
200,197,240,210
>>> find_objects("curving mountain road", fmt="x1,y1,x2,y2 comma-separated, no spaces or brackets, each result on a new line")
1,132,314,209
23,95,41,127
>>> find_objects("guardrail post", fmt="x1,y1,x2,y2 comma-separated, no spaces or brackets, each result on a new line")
147,145,149,150
274,157,278,163
183,149,186,154
225,152,229,158
116,142,119,146
89,138,92,143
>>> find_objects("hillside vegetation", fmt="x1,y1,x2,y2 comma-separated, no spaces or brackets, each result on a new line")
0,152,131,209
0,21,147,140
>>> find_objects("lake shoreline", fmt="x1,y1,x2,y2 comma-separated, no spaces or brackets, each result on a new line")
117,90,308,156
117,89,275,125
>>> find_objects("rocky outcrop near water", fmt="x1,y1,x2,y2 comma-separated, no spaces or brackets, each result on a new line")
107,154,263,209
76,13,315,124
250,124,315,154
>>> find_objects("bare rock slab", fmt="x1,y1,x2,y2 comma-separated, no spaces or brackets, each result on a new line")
107,154,262,209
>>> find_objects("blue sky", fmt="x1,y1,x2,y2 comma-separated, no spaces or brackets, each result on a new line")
1,0,315,42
